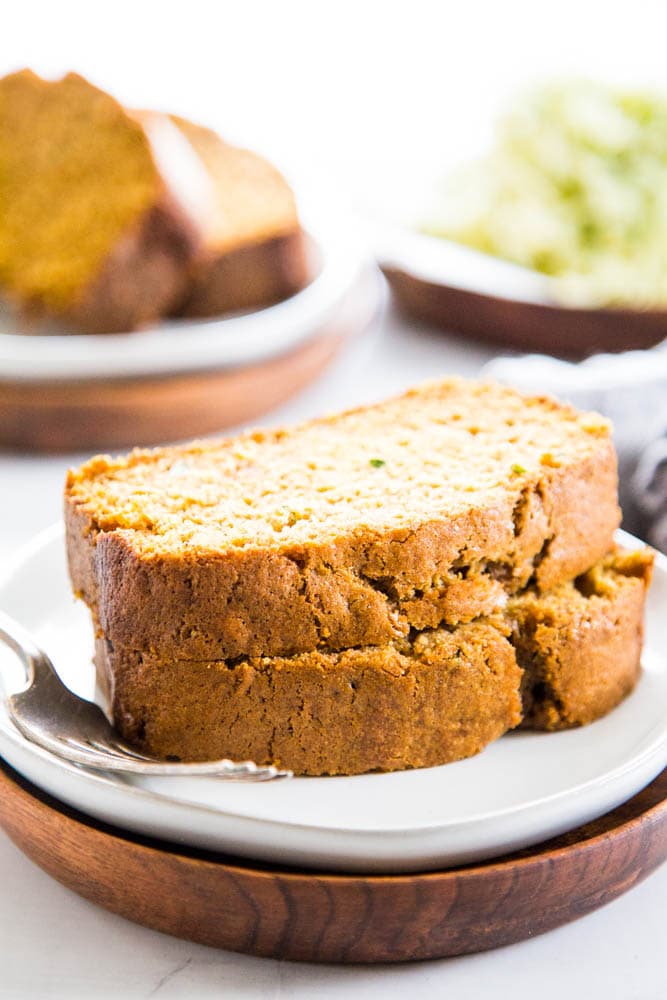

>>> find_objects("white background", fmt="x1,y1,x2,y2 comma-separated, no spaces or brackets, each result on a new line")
1,2,666,997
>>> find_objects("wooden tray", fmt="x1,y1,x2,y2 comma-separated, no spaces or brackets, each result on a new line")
383,265,667,359
0,760,665,963
0,266,379,453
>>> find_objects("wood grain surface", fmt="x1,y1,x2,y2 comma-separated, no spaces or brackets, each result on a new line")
0,266,379,453
383,266,667,359
0,760,665,963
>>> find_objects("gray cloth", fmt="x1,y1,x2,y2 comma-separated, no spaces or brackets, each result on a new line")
633,435,667,552
483,345,667,551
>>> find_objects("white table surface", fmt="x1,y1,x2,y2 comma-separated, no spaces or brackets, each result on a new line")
3,1,667,992
1,301,665,1000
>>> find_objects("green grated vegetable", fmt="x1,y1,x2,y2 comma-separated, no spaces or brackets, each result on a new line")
422,81,667,308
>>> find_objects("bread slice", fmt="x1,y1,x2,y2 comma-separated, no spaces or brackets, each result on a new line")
96,622,522,777
0,71,203,333
167,114,309,316
94,548,653,775
65,378,621,661
513,548,654,730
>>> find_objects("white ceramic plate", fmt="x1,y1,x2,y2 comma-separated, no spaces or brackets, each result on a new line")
0,526,665,874
375,223,553,305
0,198,372,381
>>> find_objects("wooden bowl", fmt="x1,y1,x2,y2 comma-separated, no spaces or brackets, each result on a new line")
378,229,667,358
384,267,667,358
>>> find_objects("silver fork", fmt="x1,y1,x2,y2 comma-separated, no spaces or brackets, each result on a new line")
0,611,291,781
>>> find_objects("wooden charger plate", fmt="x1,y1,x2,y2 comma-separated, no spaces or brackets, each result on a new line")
0,318,353,454
1,759,665,964
0,223,379,453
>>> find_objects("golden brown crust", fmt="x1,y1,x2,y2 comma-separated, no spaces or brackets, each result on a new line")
93,548,653,776
96,622,523,776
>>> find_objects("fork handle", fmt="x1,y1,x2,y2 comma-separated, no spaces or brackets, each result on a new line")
51,746,292,779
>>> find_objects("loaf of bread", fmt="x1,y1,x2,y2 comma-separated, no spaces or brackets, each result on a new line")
167,115,309,316
94,548,653,775
0,71,202,333
66,379,621,661
0,71,309,332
